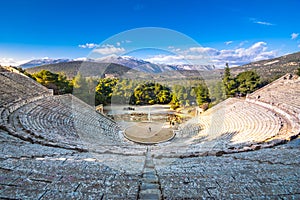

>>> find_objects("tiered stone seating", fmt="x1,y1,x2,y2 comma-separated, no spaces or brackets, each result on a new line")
1,72,50,94
199,100,281,144
154,146,300,199
1,70,297,157
0,129,142,199
162,74,300,157
177,117,201,138
152,98,287,157
0,71,138,153
247,73,300,139
10,94,125,149
248,74,300,113
0,72,52,116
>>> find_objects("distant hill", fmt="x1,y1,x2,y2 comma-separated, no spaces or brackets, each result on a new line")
229,51,300,82
26,61,143,79
95,55,215,73
21,55,215,74
20,58,71,69
96,55,177,73
197,51,300,83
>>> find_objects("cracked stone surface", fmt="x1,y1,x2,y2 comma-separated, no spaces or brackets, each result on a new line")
1,128,300,199
155,140,300,199
0,130,141,199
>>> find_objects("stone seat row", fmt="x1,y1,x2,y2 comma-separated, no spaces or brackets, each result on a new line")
11,95,126,148
153,98,285,157
192,99,282,145
248,75,300,117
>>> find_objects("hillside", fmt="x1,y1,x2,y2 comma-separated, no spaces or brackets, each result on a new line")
95,55,215,73
19,58,71,69
194,51,300,83
22,55,215,74
230,51,300,82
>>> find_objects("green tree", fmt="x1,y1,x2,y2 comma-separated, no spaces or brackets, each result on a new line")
236,71,260,96
194,83,211,106
32,70,72,95
170,93,180,110
222,63,237,97
130,82,172,105
95,78,118,105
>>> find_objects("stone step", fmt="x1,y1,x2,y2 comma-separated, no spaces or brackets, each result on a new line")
139,189,161,199
138,149,162,200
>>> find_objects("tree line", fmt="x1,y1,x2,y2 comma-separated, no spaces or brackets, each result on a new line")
23,69,211,109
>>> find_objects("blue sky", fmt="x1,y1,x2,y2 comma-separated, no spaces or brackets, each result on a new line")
0,0,299,67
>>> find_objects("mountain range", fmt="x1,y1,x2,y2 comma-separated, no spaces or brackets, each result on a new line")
19,58,71,69
20,55,215,73
24,51,300,83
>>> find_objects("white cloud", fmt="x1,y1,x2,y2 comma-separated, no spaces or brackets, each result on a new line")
78,43,99,48
188,47,219,56
116,42,121,46
225,41,233,45
92,44,125,55
73,57,89,61
291,33,299,40
144,55,185,65
255,21,274,26
298,44,300,48
0,57,30,66
143,42,277,68
168,46,181,52
250,18,274,26
214,42,276,67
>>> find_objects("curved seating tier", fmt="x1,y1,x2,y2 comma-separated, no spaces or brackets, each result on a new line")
0,72,52,124
152,98,287,157
179,98,283,142
247,74,300,137
248,74,300,114
11,94,125,148
196,99,282,144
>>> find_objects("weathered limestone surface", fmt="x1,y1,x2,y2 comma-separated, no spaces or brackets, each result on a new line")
1,127,299,199
155,141,300,199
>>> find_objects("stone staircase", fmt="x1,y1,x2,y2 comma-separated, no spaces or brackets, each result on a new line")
138,148,162,200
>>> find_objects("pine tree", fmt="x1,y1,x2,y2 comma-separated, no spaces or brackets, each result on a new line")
222,63,237,97
236,71,260,96
194,83,211,106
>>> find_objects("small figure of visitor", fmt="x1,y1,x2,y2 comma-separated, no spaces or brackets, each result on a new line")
149,127,151,132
